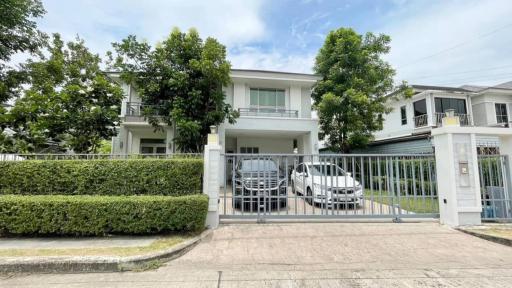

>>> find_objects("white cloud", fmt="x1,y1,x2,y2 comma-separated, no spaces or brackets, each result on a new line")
38,0,266,55
379,0,512,86
229,47,315,73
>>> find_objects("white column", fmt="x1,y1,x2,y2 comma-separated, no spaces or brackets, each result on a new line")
203,126,221,229
426,93,434,126
432,127,482,226
499,135,512,197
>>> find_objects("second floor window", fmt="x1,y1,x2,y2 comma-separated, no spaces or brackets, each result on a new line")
400,106,407,125
250,88,285,111
495,103,508,124
434,98,467,114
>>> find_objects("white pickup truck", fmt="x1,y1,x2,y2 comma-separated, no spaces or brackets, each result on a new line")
290,162,363,207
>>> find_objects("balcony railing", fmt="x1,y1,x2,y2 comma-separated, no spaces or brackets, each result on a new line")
413,113,472,128
414,114,429,128
433,112,471,127
125,102,166,117
238,107,299,118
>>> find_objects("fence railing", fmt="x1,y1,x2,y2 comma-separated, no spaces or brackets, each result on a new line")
238,107,299,118
220,153,438,221
0,153,203,161
478,155,512,221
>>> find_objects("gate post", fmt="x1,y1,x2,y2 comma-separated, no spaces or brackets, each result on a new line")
432,127,482,226
203,126,221,229
499,135,512,198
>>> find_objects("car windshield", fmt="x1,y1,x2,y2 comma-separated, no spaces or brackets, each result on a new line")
308,164,346,176
239,159,277,172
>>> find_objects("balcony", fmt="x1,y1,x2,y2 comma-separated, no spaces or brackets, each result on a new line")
238,107,299,118
122,102,167,123
125,102,166,117
413,113,472,128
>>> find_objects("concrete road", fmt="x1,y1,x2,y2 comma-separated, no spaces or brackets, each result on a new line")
2,223,512,287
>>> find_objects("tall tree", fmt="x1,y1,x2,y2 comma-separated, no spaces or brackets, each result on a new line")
109,28,238,152
313,28,411,153
6,34,123,153
0,0,47,103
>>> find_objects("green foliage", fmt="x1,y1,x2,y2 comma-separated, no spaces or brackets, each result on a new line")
313,28,411,153
0,159,203,196
3,34,124,153
0,0,46,63
108,28,238,152
0,194,208,236
97,139,112,154
0,0,48,150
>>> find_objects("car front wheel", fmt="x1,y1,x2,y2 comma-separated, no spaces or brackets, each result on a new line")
306,187,313,205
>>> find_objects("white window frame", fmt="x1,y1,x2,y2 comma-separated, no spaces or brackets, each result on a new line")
249,88,286,111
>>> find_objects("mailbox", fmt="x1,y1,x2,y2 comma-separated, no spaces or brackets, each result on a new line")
459,161,469,174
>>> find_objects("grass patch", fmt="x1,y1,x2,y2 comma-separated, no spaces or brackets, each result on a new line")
466,228,512,240
0,233,198,257
364,190,439,214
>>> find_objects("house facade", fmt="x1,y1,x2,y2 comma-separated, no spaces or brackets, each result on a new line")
109,69,320,155
365,82,512,154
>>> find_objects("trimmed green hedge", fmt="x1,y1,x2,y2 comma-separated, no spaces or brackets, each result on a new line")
0,159,203,196
0,194,208,236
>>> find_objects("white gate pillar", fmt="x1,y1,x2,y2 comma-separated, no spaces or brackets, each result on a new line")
432,125,482,226
499,134,512,196
203,126,221,229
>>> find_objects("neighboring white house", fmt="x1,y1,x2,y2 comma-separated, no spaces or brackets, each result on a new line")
365,82,512,154
108,69,321,155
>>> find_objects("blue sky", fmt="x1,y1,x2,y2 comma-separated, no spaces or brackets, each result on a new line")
32,0,512,87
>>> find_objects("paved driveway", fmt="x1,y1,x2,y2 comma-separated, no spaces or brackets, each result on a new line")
2,223,512,287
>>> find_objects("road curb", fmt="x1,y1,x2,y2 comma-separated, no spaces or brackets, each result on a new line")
457,228,512,247
0,229,213,274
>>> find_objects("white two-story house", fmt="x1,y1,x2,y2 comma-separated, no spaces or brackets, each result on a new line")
365,82,512,154
109,69,320,155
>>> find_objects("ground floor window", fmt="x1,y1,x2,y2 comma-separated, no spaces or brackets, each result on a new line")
240,147,259,154
140,138,166,154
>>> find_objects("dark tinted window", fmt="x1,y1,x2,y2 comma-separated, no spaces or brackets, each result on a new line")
400,106,407,125
413,99,427,117
495,103,508,123
434,98,467,114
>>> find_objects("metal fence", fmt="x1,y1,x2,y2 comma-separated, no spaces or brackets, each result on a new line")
220,153,438,221
0,153,202,161
478,155,512,221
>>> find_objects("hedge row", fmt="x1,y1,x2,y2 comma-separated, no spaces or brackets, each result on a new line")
0,194,208,236
0,159,203,196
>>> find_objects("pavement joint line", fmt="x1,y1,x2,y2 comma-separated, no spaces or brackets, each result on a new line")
0,229,213,274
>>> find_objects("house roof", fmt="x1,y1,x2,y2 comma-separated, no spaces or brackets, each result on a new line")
105,69,318,78
231,69,317,77
493,80,512,89
458,80,512,93
411,85,470,93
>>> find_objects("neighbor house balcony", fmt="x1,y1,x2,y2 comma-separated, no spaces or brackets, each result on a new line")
238,107,299,118
413,113,472,128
